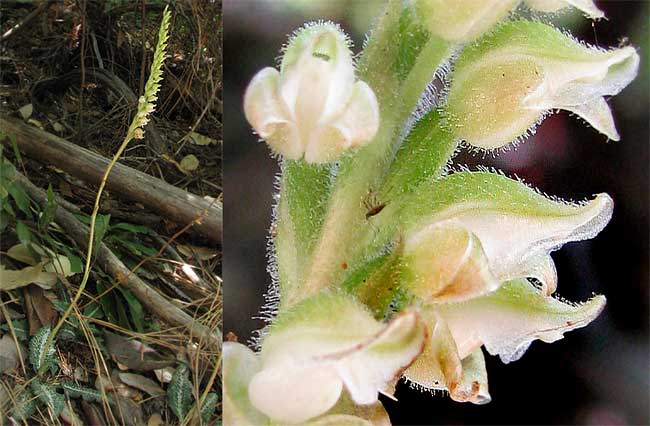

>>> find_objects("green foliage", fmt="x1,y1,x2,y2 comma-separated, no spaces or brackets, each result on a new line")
10,387,38,422
168,364,194,421
93,213,111,253
381,110,456,199
29,325,58,373
117,287,145,332
1,319,28,341
7,180,31,218
15,220,32,246
61,380,104,402
38,184,57,230
197,392,219,423
30,379,65,416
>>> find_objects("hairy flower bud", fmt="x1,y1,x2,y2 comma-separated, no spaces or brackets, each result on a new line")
446,20,639,149
244,23,379,163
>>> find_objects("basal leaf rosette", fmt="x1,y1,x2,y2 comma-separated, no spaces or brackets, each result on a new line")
244,22,379,163
446,20,639,149
397,171,610,401
228,292,427,424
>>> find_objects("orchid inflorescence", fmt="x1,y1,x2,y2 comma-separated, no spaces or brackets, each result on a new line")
227,0,639,424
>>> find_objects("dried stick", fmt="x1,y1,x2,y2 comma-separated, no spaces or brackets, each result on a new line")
0,116,222,243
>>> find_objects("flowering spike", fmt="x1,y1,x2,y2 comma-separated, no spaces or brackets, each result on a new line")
244,23,379,163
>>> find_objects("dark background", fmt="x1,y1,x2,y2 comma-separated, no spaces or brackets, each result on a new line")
223,1,650,424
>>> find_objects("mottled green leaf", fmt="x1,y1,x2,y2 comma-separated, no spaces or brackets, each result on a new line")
29,325,57,372
30,379,64,416
168,364,193,421
61,380,104,402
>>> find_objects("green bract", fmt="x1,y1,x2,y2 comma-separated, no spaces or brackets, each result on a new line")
234,1,639,424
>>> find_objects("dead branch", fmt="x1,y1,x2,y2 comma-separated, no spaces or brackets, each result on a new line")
12,169,222,350
0,116,222,243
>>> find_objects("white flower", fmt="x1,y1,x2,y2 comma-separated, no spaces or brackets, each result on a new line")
404,280,605,402
239,292,426,424
398,171,610,401
446,20,639,149
401,171,613,300
244,23,379,164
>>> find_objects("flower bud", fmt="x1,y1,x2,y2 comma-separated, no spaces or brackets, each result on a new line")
446,20,639,149
412,0,519,43
244,23,379,164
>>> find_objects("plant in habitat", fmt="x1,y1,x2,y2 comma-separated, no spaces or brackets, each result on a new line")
225,0,639,424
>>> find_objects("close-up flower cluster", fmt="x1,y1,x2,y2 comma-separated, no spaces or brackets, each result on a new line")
224,0,643,424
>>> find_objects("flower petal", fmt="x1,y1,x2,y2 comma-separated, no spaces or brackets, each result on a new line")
403,222,500,303
524,45,638,140
525,0,605,19
404,311,491,404
243,67,302,159
512,254,558,296
334,308,427,404
437,193,613,281
565,97,619,141
314,393,392,426
222,342,269,426
280,23,355,123
307,414,374,426
305,80,380,163
437,279,606,363
249,363,343,424
249,292,427,423
304,81,380,164
455,348,491,404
